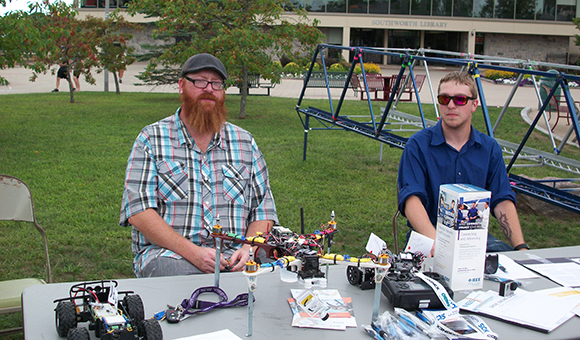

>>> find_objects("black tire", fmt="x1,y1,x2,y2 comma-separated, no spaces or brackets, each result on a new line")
346,266,362,285
123,294,145,325
67,327,90,340
140,319,163,340
55,301,77,337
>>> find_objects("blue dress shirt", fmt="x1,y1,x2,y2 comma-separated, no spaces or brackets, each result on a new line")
398,120,515,227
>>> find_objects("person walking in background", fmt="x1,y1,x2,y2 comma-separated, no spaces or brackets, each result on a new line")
51,61,74,92
71,59,83,92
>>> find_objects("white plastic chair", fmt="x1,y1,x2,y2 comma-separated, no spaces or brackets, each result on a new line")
0,175,52,336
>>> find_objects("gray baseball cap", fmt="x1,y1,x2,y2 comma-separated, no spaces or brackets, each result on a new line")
181,53,228,80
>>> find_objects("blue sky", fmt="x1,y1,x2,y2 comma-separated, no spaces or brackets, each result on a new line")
1,0,74,15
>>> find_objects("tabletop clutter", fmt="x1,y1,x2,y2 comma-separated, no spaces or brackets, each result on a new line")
50,199,580,340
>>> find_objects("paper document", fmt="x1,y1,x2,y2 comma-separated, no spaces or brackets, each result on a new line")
516,256,580,288
458,287,580,333
488,254,540,280
288,289,356,330
173,329,242,340
405,230,434,256
365,232,387,255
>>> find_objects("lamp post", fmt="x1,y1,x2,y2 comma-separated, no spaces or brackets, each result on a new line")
103,0,110,92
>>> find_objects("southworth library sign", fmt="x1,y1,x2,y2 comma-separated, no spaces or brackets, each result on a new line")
371,20,449,28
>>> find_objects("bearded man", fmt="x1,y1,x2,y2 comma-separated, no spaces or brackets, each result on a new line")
120,53,278,277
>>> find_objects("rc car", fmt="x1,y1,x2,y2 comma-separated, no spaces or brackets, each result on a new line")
54,280,162,340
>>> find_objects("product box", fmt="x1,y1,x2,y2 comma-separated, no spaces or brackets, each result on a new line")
434,184,491,292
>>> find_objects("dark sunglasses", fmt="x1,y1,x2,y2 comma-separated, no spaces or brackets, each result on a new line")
437,94,476,106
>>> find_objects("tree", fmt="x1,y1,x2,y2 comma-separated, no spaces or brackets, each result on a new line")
127,0,323,118
1,1,140,101
0,2,47,85
92,14,141,94
25,2,103,103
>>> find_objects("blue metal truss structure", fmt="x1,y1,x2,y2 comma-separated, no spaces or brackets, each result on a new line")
295,44,580,214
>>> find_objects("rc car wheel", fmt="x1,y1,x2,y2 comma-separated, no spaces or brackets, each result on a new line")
55,301,77,337
346,266,362,285
140,319,163,340
123,294,145,324
67,327,90,340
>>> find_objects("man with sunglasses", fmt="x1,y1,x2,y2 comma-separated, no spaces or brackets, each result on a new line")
397,71,528,256
120,53,278,277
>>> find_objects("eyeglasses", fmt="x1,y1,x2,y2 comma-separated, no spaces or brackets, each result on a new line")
437,94,476,106
184,76,226,91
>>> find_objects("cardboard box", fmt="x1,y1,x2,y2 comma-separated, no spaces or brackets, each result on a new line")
434,184,490,291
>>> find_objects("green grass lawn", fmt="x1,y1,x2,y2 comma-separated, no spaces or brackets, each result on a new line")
1,92,579,286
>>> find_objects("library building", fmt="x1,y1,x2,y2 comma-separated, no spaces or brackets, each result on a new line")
79,0,580,65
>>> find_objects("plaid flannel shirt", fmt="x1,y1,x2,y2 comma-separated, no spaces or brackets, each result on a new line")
120,109,277,275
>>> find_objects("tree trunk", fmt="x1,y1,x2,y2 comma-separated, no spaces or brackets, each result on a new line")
239,64,248,119
67,69,75,103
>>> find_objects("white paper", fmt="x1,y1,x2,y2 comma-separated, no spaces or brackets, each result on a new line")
517,257,580,288
458,287,580,332
404,230,434,256
490,254,540,280
173,329,243,340
365,232,386,255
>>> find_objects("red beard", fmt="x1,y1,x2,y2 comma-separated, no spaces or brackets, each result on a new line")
181,92,227,135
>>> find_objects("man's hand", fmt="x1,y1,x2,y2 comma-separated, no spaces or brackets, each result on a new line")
190,247,229,273
224,219,274,271
404,195,437,257
227,246,251,272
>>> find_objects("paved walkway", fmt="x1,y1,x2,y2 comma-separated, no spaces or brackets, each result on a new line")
1,61,578,145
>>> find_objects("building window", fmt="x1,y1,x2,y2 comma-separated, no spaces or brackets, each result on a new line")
557,4,576,21
454,0,473,16
515,0,535,19
81,0,125,8
305,0,327,12
369,0,390,13
411,0,432,15
98,0,118,8
284,0,304,11
349,0,369,13
432,0,452,16
536,0,556,20
494,0,515,19
83,0,97,7
327,0,347,12
474,0,493,17
390,0,411,14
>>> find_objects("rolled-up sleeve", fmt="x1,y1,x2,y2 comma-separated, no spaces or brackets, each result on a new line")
398,137,429,217
486,141,516,212
120,133,158,227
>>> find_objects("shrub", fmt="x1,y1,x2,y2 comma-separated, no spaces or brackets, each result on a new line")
283,62,302,75
354,62,381,75
329,63,346,72
483,69,518,80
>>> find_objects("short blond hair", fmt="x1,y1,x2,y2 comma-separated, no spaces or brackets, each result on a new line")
438,71,478,99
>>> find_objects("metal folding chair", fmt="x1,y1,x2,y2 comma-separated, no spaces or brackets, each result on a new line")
0,175,52,336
